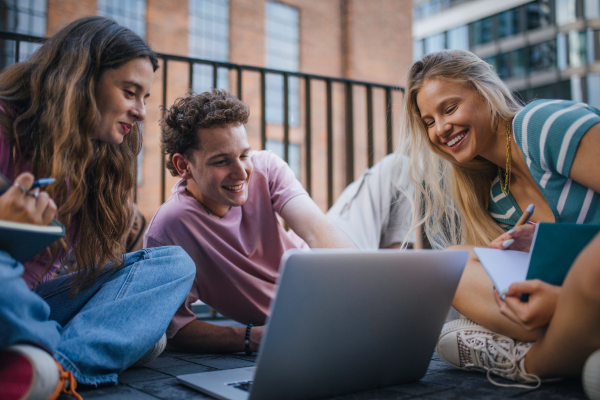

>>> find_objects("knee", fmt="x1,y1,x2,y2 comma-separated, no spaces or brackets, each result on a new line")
149,246,196,283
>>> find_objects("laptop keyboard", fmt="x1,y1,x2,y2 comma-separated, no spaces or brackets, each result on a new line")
228,380,253,392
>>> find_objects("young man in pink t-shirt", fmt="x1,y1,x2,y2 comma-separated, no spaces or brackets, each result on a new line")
145,90,356,354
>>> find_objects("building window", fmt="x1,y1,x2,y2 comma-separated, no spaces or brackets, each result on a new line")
266,140,300,178
557,32,568,70
0,0,46,68
529,39,557,73
470,16,493,47
496,52,509,79
527,0,552,30
556,0,578,25
97,0,146,39
587,73,600,108
587,28,596,64
446,25,468,50
524,80,571,101
569,30,587,68
498,7,521,39
510,49,526,77
265,1,299,126
189,0,230,93
424,32,445,54
585,0,600,18
413,39,424,60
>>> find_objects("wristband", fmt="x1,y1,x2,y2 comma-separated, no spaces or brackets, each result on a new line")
245,324,253,355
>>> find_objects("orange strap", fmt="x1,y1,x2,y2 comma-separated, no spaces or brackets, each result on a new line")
50,361,83,400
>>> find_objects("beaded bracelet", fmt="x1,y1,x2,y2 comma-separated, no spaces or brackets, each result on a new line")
245,324,253,355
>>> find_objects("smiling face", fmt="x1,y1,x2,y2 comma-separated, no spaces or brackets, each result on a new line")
185,123,253,216
416,79,497,164
94,57,154,144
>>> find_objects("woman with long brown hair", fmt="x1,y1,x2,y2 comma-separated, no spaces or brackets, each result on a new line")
0,16,195,399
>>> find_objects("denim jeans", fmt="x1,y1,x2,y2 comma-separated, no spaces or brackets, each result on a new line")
0,246,195,386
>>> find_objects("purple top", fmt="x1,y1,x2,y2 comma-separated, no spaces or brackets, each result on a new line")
145,150,309,338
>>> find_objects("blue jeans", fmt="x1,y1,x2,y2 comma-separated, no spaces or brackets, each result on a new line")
0,246,195,386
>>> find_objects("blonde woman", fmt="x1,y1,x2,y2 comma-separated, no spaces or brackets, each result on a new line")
397,49,600,394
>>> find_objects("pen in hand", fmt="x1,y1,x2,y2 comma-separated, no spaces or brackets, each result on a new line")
512,203,535,303
0,177,56,195
515,203,535,226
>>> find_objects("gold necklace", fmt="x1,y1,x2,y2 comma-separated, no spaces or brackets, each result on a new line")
498,121,512,195
185,187,219,217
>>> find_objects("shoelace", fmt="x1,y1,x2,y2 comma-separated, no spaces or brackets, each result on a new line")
50,361,83,400
461,332,541,390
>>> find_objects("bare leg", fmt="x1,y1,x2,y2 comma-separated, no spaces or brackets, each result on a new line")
449,245,543,342
525,234,600,378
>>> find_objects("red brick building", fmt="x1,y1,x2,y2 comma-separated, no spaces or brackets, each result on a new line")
4,0,413,219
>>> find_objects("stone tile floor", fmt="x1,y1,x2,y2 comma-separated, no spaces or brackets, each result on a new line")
64,326,589,400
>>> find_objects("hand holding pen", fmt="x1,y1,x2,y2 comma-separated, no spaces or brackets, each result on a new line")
0,177,55,196
488,204,536,252
0,173,57,225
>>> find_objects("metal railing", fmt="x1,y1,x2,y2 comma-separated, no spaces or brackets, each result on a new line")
1,31,404,208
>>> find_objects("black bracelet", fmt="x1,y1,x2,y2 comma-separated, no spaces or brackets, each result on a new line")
245,324,253,355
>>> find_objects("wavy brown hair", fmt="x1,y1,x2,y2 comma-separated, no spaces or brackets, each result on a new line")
161,89,250,177
396,50,523,248
0,16,159,293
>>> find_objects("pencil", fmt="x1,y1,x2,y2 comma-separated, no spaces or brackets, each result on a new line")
515,204,535,226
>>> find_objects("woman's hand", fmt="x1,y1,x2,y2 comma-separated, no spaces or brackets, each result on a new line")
493,279,560,331
0,172,57,225
489,224,536,251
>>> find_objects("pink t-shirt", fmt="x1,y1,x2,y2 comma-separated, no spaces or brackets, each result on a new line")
144,150,309,338
0,129,63,288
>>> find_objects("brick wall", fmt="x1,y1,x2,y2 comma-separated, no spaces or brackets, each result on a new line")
42,0,412,219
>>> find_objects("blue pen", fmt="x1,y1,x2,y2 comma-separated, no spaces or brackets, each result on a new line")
0,177,55,195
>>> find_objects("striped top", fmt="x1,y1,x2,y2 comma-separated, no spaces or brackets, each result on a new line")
489,99,600,228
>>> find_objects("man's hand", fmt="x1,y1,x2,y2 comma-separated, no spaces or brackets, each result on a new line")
167,320,267,353
0,172,56,225
489,224,536,251
493,279,560,331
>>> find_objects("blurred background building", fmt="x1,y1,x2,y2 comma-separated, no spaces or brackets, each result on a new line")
0,0,412,218
413,0,600,107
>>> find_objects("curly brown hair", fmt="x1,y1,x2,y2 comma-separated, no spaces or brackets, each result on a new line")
161,89,250,176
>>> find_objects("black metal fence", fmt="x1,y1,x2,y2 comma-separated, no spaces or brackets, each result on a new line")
1,31,404,208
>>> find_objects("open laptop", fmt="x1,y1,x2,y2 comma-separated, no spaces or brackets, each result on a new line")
177,249,468,400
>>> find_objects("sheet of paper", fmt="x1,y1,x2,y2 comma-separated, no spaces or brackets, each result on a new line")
473,248,530,297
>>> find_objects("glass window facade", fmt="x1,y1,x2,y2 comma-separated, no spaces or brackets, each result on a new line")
529,39,557,72
523,80,571,101
424,32,445,54
527,0,552,30
556,0,578,25
584,0,600,18
413,39,424,60
0,0,46,68
587,73,600,108
446,25,468,50
188,0,230,93
470,16,493,46
265,1,299,125
569,30,587,67
97,0,146,39
498,7,521,39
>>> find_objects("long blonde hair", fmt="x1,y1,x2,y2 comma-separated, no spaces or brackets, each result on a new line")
0,17,159,292
396,50,523,249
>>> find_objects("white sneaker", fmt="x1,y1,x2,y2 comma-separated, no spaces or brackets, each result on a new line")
132,333,167,367
0,344,81,400
436,318,541,389
583,348,600,400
